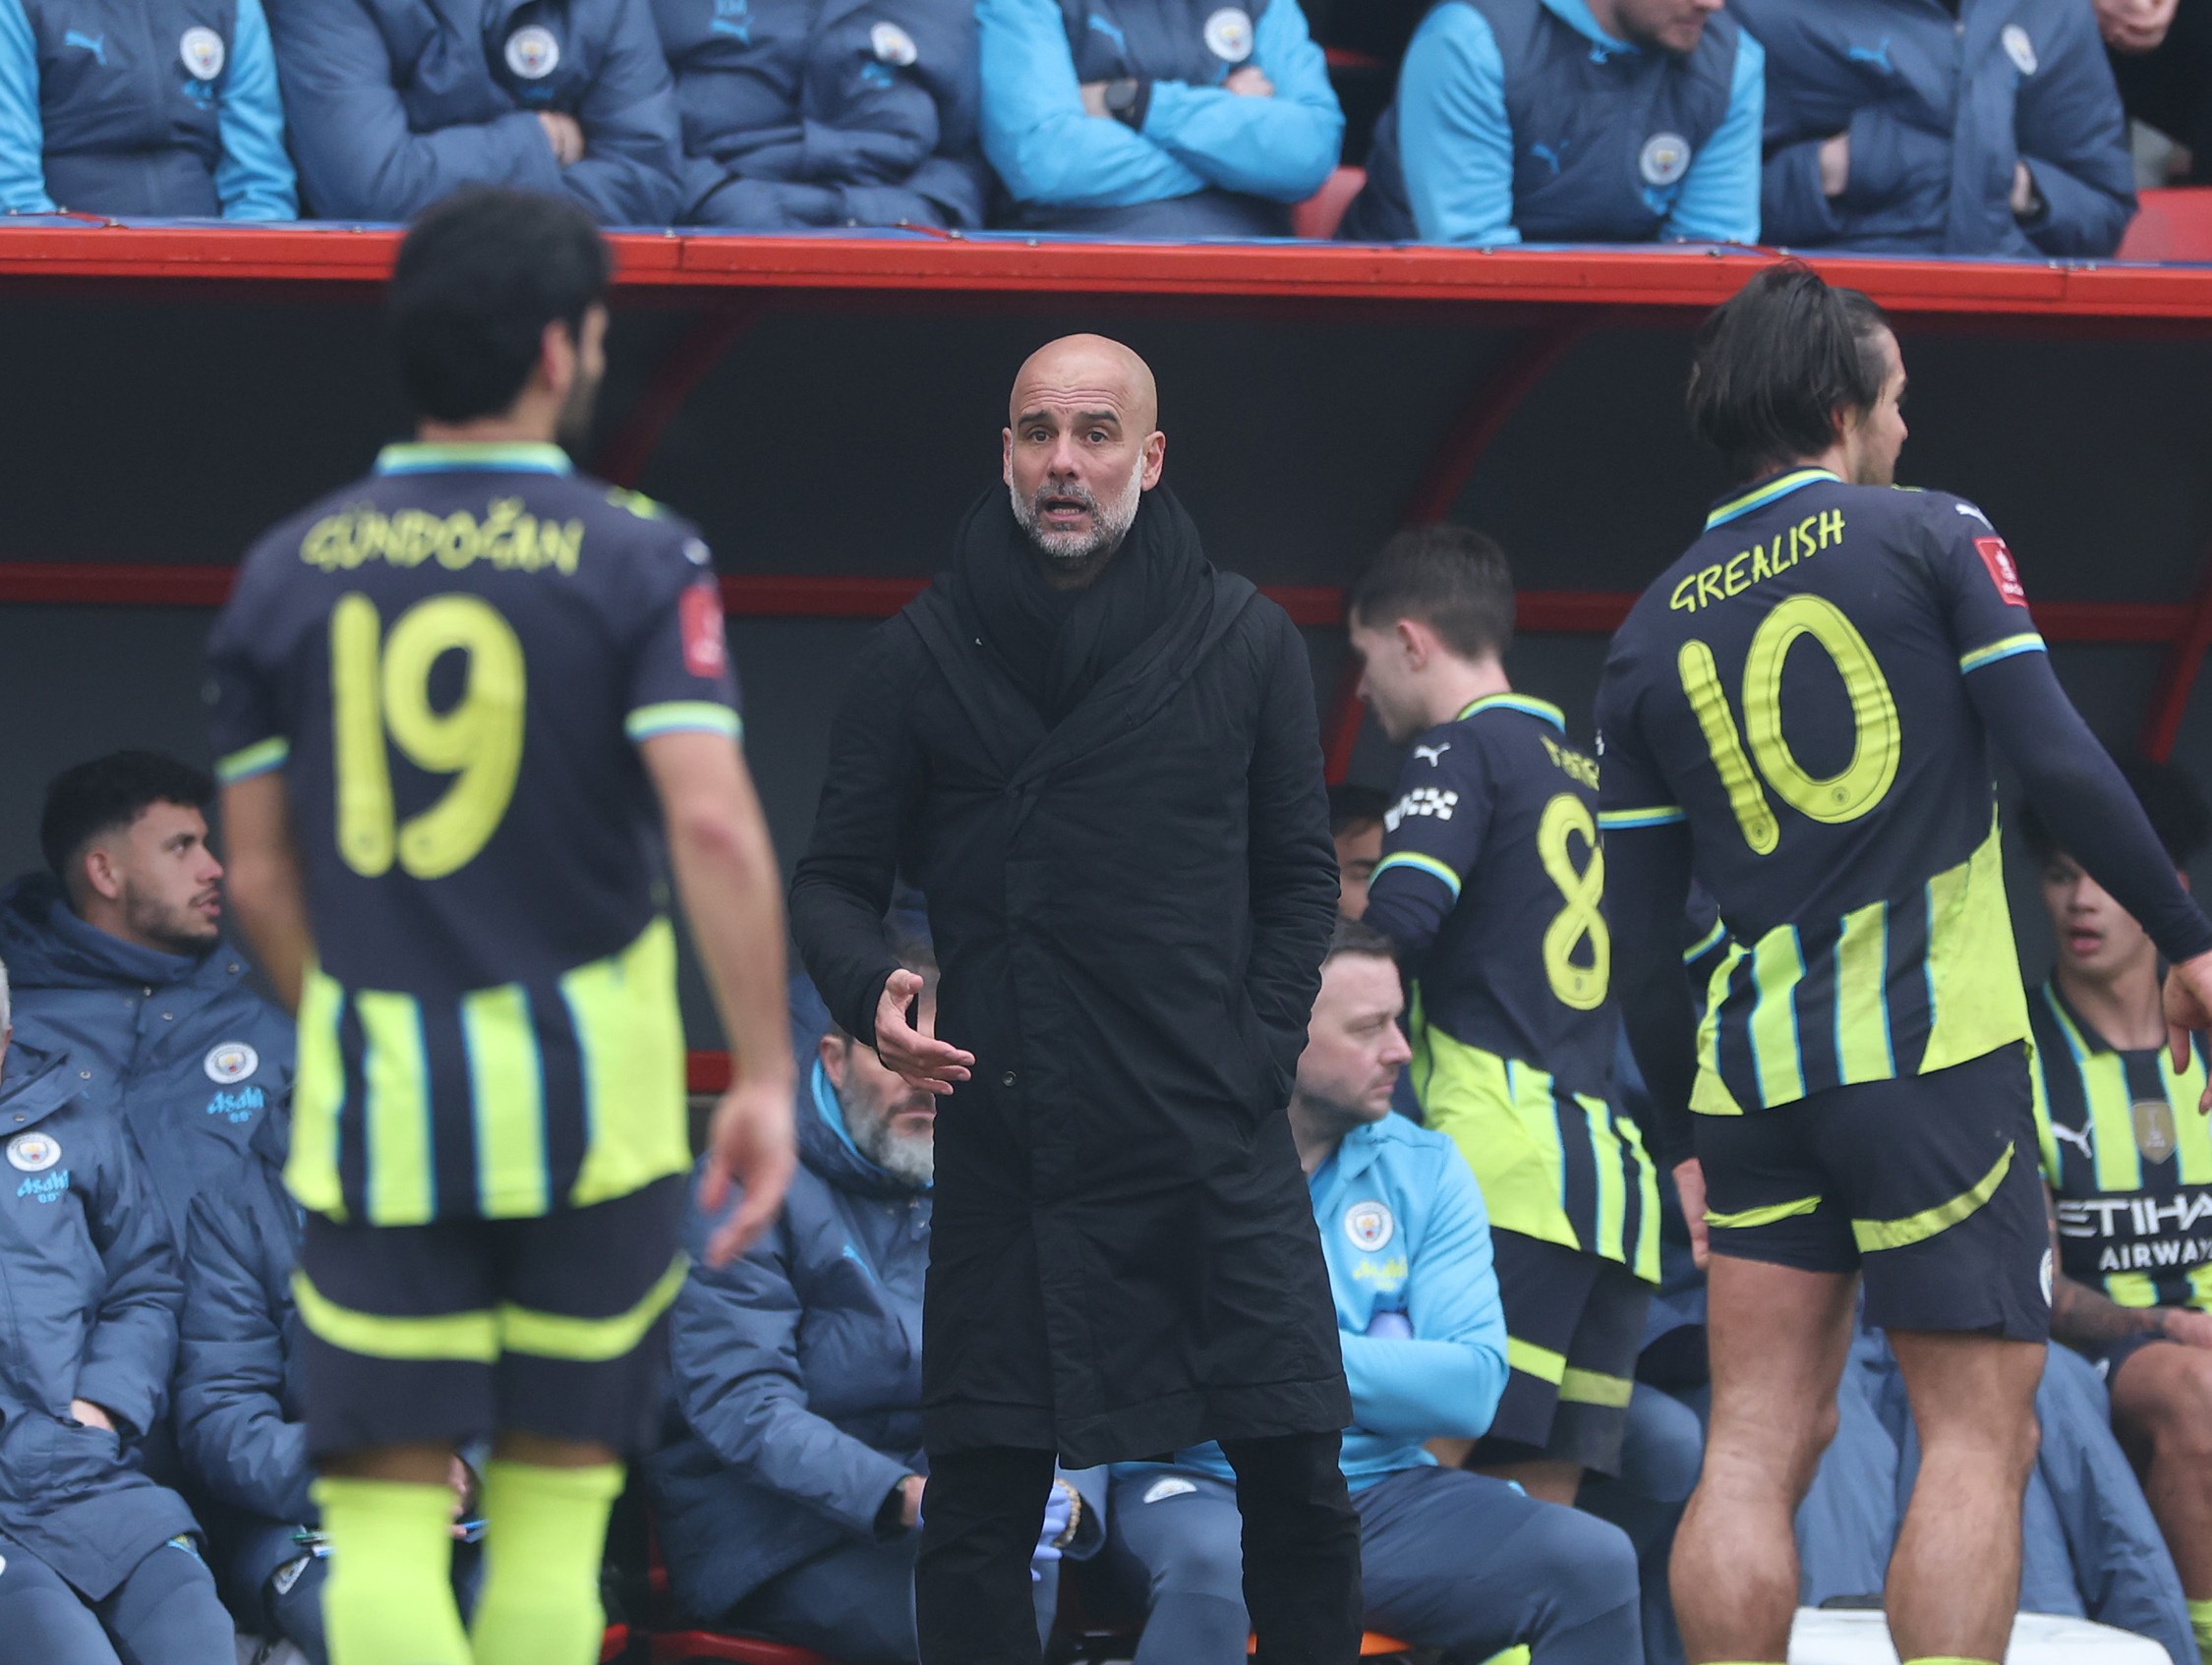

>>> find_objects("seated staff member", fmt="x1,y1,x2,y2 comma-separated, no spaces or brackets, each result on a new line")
0,969,235,1665
0,0,293,217
1339,0,1760,246
1106,920,1643,1663
647,945,1097,1663
1733,0,2134,257
0,751,294,1254
2024,757,2212,1665
1352,524,1659,1508
976,0,1341,236
268,0,680,222
654,0,988,229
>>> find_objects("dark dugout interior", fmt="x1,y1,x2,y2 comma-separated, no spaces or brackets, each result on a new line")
4,237,2210,1040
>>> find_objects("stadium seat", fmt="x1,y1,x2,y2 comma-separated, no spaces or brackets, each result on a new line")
1292,167,1368,241
2118,188,2212,261
1243,1634,1417,1657
646,1632,843,1665
602,1625,631,1663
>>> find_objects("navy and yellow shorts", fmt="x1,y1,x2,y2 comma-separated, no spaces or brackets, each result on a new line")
1473,1229,1651,1476
1695,1043,2049,1343
296,1174,687,1460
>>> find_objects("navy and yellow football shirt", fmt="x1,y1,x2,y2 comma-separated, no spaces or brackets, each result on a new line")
1596,468,2041,1120
205,442,741,1228
2030,982,2212,1313
1365,694,1659,1281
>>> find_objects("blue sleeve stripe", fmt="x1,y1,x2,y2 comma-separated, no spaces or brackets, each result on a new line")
1959,634,2047,674
215,736,290,783
1598,806,1686,831
1369,850,1462,900
626,703,743,743
0,0,53,212
1683,918,1727,964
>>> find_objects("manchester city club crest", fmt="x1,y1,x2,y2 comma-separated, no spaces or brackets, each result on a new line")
870,21,918,65
1343,1199,1395,1252
180,25,225,81
1203,7,1253,62
2133,1097,2179,1165
2002,24,2037,76
204,1041,260,1084
505,25,560,79
7,1132,60,1174
1640,132,1692,188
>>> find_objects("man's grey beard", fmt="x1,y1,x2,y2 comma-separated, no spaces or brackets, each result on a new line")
850,1102,935,1188
1009,452,1146,567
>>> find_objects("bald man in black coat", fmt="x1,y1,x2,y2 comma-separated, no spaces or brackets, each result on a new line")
789,335,1360,1665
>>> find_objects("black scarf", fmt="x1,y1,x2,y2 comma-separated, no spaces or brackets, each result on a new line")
952,484,1212,727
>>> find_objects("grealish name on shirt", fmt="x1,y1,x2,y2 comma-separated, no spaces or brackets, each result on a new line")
1670,508,1848,614
301,500,588,576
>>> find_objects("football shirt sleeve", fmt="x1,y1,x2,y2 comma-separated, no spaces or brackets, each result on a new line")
1594,663,1681,835
1363,730,1495,962
205,568,292,784
623,535,743,747
1926,504,2046,677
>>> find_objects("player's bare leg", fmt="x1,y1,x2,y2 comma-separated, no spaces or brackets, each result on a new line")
1672,1255,1857,1664
1884,1330,2043,1664
2112,1346,2212,1659
1473,1459,1583,1506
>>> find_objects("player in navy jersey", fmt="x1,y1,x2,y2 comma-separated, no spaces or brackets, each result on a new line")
1599,262,2212,1665
2021,760,2212,1663
206,190,796,1665
1351,525,1658,1511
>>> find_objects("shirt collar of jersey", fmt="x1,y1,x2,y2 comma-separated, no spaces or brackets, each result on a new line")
1455,692,1566,733
374,442,573,477
1542,0,1635,55
1704,468,1840,531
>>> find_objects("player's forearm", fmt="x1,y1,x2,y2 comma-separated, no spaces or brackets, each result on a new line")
1974,656,2212,963
666,787,795,1095
2052,1272,2168,1349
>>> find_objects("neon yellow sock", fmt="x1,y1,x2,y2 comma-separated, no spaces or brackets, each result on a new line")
468,1459,624,1665
313,1477,471,1665
2189,1596,2212,1664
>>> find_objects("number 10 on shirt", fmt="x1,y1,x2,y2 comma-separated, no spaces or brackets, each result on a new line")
1678,594,1901,855
331,592,527,880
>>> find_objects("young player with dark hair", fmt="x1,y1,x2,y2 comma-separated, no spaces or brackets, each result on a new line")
1350,523,1659,1512
205,187,796,1665
1327,783,1392,921
1598,259,2212,1665
2023,757,2212,1663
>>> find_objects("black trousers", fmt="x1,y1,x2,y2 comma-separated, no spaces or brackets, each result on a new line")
914,1433,1363,1665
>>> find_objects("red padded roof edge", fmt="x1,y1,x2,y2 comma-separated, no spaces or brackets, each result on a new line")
4,225,2212,319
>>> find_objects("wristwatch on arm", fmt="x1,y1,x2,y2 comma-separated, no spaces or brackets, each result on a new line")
1103,78,1150,130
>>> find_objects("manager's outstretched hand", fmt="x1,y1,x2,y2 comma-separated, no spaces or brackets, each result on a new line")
2164,950,2212,1110
699,1076,797,1267
876,968,974,1095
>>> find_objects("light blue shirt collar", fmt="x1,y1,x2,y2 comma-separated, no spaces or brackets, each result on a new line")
1543,0,1636,55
